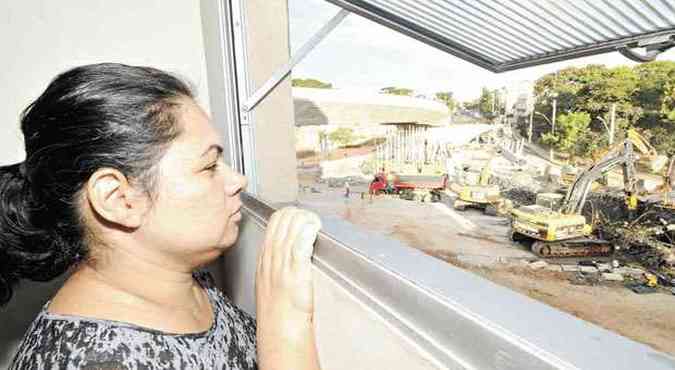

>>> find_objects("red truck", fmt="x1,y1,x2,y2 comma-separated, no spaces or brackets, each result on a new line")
369,172,449,202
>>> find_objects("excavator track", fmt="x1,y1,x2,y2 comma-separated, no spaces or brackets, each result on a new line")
531,239,614,258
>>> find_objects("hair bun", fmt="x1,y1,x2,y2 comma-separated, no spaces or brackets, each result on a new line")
0,162,33,305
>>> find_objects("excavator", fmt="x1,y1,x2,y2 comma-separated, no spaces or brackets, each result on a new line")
510,138,641,258
450,155,508,215
626,129,668,174
557,129,666,189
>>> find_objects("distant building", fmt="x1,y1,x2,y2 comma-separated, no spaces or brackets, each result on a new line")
293,87,450,152
503,81,534,121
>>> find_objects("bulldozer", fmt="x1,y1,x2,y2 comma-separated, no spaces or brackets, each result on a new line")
450,156,509,215
510,138,643,258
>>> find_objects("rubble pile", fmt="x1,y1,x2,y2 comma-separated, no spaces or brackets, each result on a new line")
496,173,675,278
501,187,537,207
581,193,633,222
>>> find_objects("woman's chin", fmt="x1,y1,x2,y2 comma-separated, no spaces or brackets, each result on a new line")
219,228,240,249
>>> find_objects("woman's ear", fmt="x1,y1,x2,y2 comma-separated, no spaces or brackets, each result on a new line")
85,168,149,229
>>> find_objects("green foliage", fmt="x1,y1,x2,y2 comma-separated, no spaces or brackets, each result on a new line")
650,126,675,156
661,81,675,122
380,86,414,96
529,61,675,156
292,78,332,89
328,128,356,147
478,87,497,117
556,112,591,156
435,91,456,111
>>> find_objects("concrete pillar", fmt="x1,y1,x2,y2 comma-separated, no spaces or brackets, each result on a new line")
245,0,298,203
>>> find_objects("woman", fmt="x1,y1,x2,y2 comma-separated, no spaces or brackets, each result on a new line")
1,63,322,369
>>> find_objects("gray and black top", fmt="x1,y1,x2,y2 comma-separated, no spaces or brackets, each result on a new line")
10,271,258,370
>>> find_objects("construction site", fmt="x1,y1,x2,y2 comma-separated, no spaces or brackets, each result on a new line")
296,119,675,355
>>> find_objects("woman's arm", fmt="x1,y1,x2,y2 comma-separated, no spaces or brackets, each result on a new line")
256,207,322,370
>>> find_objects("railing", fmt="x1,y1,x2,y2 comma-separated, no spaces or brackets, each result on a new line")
215,192,675,370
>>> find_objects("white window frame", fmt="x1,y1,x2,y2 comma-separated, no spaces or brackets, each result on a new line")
201,1,675,369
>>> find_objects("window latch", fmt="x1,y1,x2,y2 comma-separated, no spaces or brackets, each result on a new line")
618,34,675,63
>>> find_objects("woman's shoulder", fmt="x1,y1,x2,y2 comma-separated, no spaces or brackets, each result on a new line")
10,310,142,370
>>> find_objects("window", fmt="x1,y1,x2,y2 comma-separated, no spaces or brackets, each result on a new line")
210,0,675,368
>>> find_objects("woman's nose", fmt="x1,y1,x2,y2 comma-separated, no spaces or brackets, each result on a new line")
225,171,247,195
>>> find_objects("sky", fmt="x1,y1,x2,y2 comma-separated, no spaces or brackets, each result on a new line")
288,0,675,102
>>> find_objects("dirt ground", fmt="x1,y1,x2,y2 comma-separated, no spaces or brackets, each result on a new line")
298,179,675,356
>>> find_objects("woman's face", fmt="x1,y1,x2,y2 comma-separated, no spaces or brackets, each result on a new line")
136,98,247,267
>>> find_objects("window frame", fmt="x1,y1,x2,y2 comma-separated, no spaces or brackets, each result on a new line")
201,1,675,368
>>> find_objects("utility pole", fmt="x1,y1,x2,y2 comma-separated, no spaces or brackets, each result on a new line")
609,103,616,146
528,108,534,143
550,98,557,161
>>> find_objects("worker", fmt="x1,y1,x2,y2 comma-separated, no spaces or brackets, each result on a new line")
344,180,351,198
2,63,322,370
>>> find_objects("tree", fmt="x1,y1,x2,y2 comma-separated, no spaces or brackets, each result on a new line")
379,86,414,96
541,112,592,158
530,61,675,156
328,128,355,147
292,78,332,89
662,82,675,122
634,61,675,114
435,91,456,112
477,87,497,117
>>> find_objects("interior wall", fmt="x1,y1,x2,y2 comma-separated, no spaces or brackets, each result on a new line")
0,0,210,166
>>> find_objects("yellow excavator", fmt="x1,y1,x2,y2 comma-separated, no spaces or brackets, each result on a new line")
589,129,667,174
627,129,668,174
558,129,666,189
510,139,641,258
450,156,508,215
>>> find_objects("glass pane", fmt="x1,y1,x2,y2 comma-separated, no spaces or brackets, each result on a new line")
288,0,675,356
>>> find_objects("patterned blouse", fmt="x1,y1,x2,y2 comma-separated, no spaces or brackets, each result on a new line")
10,271,258,370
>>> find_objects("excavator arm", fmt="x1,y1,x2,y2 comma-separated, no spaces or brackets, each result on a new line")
561,140,636,215
590,129,665,174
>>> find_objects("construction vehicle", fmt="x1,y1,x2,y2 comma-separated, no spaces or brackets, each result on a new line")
510,139,641,258
449,156,508,215
588,129,667,173
626,129,668,174
369,172,448,202
556,129,667,192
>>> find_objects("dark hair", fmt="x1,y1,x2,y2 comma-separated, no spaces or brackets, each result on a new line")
0,63,193,305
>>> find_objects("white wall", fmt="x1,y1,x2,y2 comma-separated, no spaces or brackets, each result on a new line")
0,0,210,165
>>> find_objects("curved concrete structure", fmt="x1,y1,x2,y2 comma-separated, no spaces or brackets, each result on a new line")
293,87,449,126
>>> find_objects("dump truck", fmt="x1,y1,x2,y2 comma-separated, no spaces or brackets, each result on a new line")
369,172,448,202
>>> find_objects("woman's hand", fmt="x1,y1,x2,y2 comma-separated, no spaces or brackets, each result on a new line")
256,207,322,370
